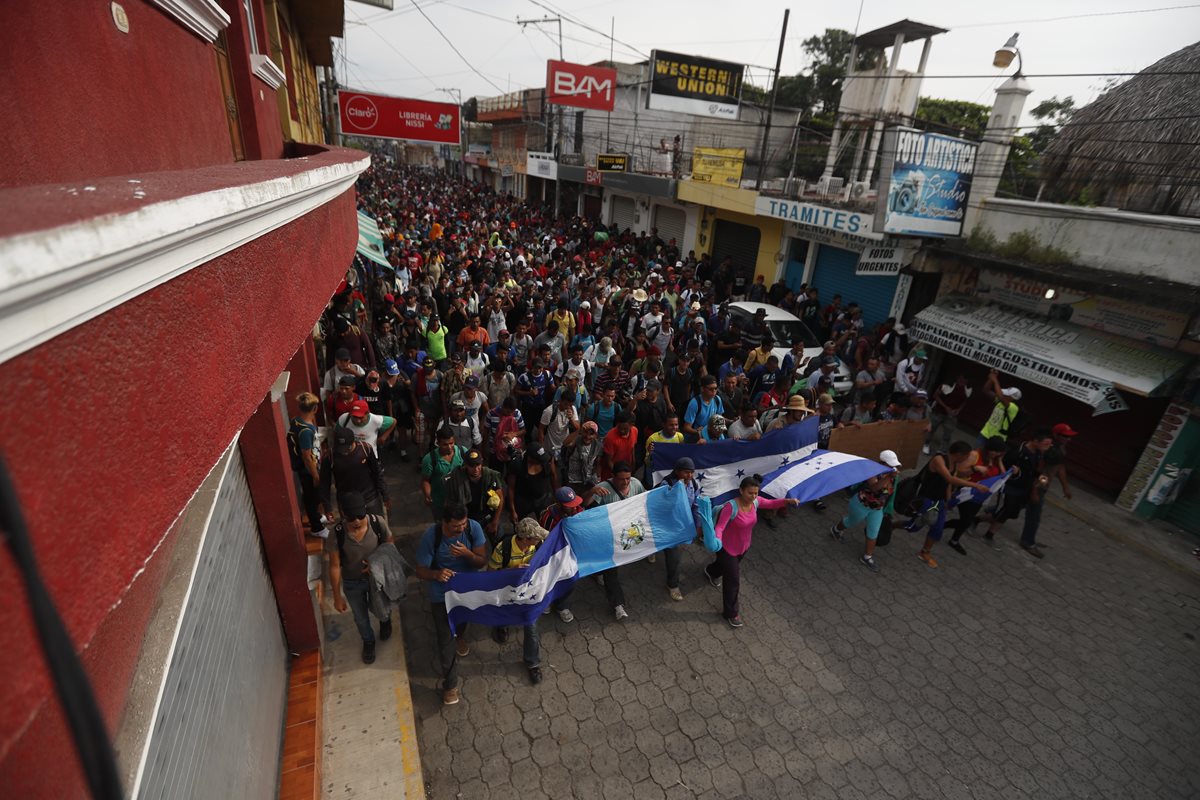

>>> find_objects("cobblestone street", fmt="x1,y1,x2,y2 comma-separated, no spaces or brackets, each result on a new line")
388,469,1200,800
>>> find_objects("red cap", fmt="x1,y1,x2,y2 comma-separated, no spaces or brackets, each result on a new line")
349,400,370,418
384,293,395,303
1052,423,1078,437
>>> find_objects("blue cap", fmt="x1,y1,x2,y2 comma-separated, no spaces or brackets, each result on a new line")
555,486,582,507
384,358,401,376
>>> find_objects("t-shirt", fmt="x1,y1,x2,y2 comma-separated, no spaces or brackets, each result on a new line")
327,515,392,573
540,404,579,452
415,518,486,601
601,427,639,480
645,430,684,464
585,400,619,438
665,369,694,411
816,413,836,449
591,477,646,506
727,418,761,440
684,395,724,441
421,446,465,511
424,326,448,360
488,534,538,570
452,390,488,421
518,370,553,406
288,418,319,473
337,412,395,454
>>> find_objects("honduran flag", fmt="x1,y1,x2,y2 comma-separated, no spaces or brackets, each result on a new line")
758,450,891,503
444,524,579,635
950,469,1014,508
650,420,819,504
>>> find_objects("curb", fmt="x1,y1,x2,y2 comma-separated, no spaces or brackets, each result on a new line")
1045,493,1199,579
392,606,427,799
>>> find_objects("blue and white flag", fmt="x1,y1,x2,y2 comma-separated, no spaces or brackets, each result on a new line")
443,525,578,635
564,483,708,577
758,450,890,503
950,469,1013,508
651,421,819,504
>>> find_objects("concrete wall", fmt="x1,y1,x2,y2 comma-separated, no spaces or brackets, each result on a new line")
977,197,1200,287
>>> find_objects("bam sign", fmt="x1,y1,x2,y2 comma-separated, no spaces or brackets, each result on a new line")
546,60,617,112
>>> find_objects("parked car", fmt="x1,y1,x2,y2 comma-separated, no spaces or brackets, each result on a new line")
729,301,853,394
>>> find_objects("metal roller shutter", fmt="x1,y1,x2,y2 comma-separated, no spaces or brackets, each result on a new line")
811,243,898,330
710,219,761,279
653,205,686,248
134,446,288,800
610,195,636,234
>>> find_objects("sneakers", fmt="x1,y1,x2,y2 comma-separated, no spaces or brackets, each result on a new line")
399,449,410,462
442,687,460,705
379,619,392,641
455,639,470,658
705,570,722,588
668,587,683,602
310,527,330,540
948,540,967,556
528,666,543,685
860,554,880,573
614,605,629,621
1022,545,1045,560
922,444,930,455
727,615,744,628
362,640,376,664
811,500,827,512
917,550,939,569
829,523,845,543
492,627,509,644
557,608,575,623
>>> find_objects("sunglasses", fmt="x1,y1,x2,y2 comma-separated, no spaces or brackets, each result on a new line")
346,514,367,521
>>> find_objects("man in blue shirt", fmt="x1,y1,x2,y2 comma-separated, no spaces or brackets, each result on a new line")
683,375,725,443
414,505,488,706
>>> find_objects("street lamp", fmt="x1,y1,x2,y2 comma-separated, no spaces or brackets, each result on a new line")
993,32,1023,75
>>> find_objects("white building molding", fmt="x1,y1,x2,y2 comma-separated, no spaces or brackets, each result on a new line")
148,0,230,43
251,54,287,90
0,153,369,365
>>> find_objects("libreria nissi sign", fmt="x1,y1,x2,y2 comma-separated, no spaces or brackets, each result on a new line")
876,129,978,238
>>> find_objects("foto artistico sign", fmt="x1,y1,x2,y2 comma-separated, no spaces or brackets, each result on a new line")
546,60,617,112
597,154,629,172
876,128,977,238
691,147,744,187
338,89,461,145
648,50,743,119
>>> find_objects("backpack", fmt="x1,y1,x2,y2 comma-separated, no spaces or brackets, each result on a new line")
892,460,933,517
286,418,311,471
334,514,387,566
493,413,521,461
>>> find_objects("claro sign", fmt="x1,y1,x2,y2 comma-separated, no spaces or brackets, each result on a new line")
337,89,461,145
546,60,617,112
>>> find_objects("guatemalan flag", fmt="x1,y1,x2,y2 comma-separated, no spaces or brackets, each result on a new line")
651,420,889,504
443,483,708,633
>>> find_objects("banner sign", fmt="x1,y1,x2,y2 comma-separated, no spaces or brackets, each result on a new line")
911,295,1193,414
648,50,743,119
855,245,910,276
975,269,1189,348
691,147,744,187
597,153,629,172
876,128,977,238
338,90,460,145
526,151,557,180
756,196,876,238
585,168,602,186
546,60,617,112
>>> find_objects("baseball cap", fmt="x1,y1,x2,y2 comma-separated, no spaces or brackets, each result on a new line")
1001,387,1023,400
338,491,367,518
422,356,435,367
820,355,839,367
464,449,484,465
449,399,467,410
333,426,355,448
338,374,357,387
384,358,401,376
582,421,599,433
349,400,369,418
515,517,549,542
673,457,695,471
465,375,480,388
334,347,351,360
893,323,907,335
1052,423,1078,437
914,389,928,399
555,486,583,508
879,450,902,468
531,444,553,464
914,349,928,359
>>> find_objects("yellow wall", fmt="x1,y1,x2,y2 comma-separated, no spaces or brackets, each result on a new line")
677,181,784,283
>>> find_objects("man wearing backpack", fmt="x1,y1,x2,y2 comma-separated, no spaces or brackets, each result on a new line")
414,504,488,705
329,492,395,664
288,392,328,538
903,442,992,569
444,449,505,545
321,427,388,517
979,369,1022,445
488,518,554,684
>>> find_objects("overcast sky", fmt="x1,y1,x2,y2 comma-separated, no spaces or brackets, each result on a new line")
340,0,1200,125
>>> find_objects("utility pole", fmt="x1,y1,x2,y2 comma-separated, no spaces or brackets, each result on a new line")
755,8,790,191
518,15,564,218
439,87,464,178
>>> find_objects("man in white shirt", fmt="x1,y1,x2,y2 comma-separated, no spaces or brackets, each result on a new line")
894,349,928,396
540,393,580,456
322,347,365,400
337,399,397,455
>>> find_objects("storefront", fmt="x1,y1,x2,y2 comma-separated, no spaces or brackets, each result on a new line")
557,165,676,238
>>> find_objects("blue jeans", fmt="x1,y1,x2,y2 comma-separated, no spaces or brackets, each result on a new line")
906,497,948,542
342,577,375,643
522,623,541,668
1020,492,1044,549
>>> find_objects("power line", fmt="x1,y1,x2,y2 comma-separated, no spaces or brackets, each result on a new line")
408,0,506,94
528,0,650,60
949,3,1200,29
346,5,441,94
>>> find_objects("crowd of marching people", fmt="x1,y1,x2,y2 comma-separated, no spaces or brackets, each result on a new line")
290,160,1077,702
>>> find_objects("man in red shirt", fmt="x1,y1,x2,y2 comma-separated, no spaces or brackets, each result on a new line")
326,375,360,425
456,314,491,351
601,411,638,481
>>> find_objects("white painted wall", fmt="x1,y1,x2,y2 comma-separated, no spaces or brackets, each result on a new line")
977,198,1200,287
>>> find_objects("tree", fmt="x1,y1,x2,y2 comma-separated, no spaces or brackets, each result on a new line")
914,97,990,136
801,28,876,116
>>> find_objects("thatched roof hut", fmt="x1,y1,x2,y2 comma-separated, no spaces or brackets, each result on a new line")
1040,41,1200,217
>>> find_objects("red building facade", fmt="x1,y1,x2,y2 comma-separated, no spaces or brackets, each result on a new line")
0,1,361,796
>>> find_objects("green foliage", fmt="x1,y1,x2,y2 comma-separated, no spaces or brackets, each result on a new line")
965,227,1074,265
800,28,875,116
914,98,990,135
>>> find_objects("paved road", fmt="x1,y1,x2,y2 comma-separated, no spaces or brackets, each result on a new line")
388,461,1200,800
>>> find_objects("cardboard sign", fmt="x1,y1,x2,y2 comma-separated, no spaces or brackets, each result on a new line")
829,420,927,473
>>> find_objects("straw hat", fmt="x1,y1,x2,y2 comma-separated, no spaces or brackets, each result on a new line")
785,395,810,412
631,288,649,303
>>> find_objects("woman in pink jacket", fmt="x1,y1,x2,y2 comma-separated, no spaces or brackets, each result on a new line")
705,475,799,628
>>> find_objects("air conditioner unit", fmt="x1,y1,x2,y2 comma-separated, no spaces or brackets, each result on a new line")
849,181,870,201
814,176,833,195
822,177,845,199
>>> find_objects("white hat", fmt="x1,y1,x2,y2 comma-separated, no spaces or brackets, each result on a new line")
1000,387,1023,400
893,323,907,335
580,301,591,309
879,450,901,468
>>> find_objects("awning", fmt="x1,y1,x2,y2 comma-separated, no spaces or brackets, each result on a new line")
356,210,391,269
911,295,1193,414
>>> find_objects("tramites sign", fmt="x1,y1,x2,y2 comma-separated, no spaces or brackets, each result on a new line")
648,50,743,119
337,90,461,145
546,60,617,112
876,128,978,238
